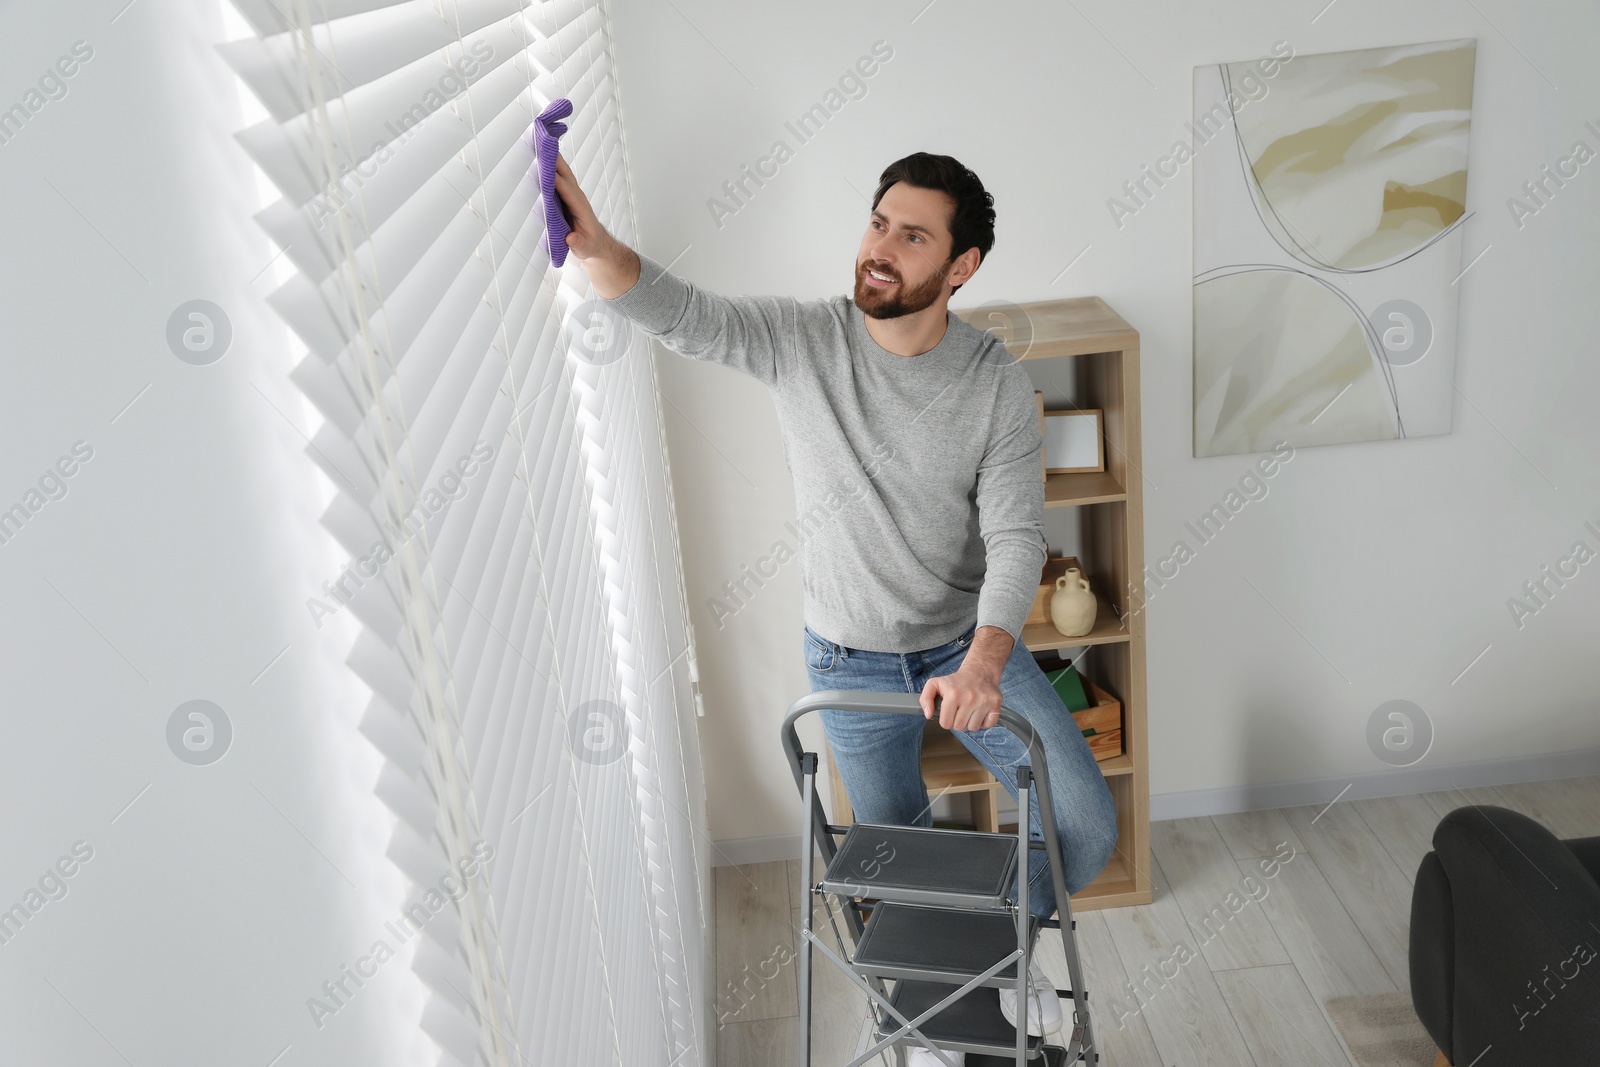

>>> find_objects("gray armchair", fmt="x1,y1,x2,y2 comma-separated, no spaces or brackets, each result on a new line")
1409,804,1600,1065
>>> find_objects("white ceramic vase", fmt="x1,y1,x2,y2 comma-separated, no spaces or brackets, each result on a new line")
1049,568,1096,637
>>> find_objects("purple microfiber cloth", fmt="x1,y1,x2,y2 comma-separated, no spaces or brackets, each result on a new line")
532,97,574,266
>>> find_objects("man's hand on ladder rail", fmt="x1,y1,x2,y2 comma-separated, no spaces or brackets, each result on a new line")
920,652,1005,733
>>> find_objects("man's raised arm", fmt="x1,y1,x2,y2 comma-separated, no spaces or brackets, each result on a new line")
551,152,790,389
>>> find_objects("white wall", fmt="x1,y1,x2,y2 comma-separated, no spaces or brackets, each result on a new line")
0,3,426,1062
605,0,1600,849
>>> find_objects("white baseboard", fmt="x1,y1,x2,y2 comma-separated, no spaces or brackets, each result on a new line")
1147,746,1600,821
710,747,1600,867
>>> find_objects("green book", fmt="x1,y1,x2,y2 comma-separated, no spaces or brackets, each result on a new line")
1045,664,1092,712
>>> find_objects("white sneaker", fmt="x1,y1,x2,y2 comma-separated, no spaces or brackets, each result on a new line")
998,958,1063,1036
907,1047,963,1066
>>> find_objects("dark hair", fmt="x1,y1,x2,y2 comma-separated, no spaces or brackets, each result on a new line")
870,152,995,292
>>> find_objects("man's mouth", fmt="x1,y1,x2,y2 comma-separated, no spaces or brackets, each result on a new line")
864,266,897,288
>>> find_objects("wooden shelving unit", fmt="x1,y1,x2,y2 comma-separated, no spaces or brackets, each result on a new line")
824,296,1151,912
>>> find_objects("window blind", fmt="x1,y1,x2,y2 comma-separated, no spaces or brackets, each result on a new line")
222,2,710,1063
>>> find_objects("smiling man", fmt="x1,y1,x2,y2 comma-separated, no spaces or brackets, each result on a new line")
555,151,1118,1056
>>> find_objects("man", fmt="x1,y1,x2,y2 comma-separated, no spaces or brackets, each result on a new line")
555,150,1117,1055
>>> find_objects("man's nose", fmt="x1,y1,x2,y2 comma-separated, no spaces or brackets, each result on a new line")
864,236,895,266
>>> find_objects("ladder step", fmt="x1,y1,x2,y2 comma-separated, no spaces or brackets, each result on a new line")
875,979,1046,1057
821,823,1018,908
966,1046,1072,1065
853,902,1040,985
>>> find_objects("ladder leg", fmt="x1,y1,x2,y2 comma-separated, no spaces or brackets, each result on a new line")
1015,766,1031,1066
1017,717,1096,1061
1060,902,1094,1062
798,753,817,1067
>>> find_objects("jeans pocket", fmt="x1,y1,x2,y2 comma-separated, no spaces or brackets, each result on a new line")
804,628,836,673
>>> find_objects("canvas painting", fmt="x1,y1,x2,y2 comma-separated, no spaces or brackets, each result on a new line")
1193,38,1478,458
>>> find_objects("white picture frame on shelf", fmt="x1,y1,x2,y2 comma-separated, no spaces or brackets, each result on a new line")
1042,409,1105,474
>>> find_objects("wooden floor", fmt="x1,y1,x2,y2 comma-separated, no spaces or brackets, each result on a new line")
711,776,1600,1066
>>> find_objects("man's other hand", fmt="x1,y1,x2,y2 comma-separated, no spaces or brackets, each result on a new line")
921,668,1003,732
919,624,1013,731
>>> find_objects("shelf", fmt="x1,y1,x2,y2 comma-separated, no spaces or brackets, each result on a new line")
919,754,1000,791
1069,852,1145,911
920,722,1132,791
986,842,1144,912
1043,469,1125,508
1020,598,1128,653
1095,753,1134,777
953,295,1138,361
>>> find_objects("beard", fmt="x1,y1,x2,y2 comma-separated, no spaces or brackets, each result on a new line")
852,257,951,320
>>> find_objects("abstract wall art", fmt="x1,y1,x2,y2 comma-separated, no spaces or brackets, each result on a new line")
1192,38,1478,458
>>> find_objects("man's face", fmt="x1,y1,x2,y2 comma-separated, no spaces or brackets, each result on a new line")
853,182,960,320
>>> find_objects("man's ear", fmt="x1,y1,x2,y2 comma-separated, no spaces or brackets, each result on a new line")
946,248,981,289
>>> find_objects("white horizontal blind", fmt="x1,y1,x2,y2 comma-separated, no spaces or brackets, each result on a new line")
223,1,710,1063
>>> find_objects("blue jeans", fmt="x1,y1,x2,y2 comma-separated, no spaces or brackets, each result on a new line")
805,621,1118,919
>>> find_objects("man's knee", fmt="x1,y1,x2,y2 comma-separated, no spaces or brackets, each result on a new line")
1091,823,1118,872
1066,816,1118,887
1091,788,1119,851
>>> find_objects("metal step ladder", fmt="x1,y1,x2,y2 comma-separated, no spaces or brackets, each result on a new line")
782,690,1098,1066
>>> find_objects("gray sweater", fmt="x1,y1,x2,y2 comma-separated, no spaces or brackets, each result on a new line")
604,253,1046,653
